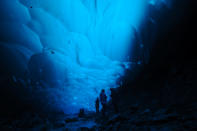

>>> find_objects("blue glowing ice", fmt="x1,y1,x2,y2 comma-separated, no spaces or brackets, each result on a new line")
0,0,149,113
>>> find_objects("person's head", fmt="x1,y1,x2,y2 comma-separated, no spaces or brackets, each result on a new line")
101,89,105,93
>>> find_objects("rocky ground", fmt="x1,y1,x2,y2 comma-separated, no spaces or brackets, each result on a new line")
0,112,96,131
96,103,197,131
1,102,197,131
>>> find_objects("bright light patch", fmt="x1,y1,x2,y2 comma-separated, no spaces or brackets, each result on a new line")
1,0,148,113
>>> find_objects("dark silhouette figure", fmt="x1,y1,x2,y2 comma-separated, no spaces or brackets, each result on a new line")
78,108,85,117
110,88,119,113
99,89,107,116
95,97,100,114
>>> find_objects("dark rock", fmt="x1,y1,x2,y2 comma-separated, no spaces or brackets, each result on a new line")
65,118,78,123
141,108,151,115
30,115,43,127
106,114,128,126
129,105,139,113
80,127,91,131
53,120,65,128
78,108,85,117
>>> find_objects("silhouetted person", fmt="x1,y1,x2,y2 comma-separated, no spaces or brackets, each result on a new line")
100,89,107,116
110,88,119,113
78,108,85,117
95,97,99,114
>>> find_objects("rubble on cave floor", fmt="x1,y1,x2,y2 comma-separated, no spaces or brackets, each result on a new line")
1,103,197,131
0,111,97,131
95,103,197,130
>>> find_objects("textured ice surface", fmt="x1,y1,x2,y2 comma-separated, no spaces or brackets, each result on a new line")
0,0,159,113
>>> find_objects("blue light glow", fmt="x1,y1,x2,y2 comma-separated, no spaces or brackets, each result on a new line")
0,0,152,113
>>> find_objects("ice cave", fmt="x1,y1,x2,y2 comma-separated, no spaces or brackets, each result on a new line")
0,0,171,113
1,0,197,129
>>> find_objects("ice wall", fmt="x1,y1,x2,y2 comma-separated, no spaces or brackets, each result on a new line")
0,0,155,113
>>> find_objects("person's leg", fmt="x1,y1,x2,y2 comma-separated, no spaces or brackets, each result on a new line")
96,106,99,113
101,104,104,116
103,104,106,116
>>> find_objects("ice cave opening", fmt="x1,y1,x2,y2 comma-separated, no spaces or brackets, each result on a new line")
0,0,167,114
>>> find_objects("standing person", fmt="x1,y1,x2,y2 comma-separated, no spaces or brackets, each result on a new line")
99,89,107,116
95,97,100,114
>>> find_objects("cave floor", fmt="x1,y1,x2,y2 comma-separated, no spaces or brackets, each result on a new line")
0,103,197,131
0,112,97,131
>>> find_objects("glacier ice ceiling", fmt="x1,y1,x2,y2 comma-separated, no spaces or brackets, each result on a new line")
0,0,168,113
